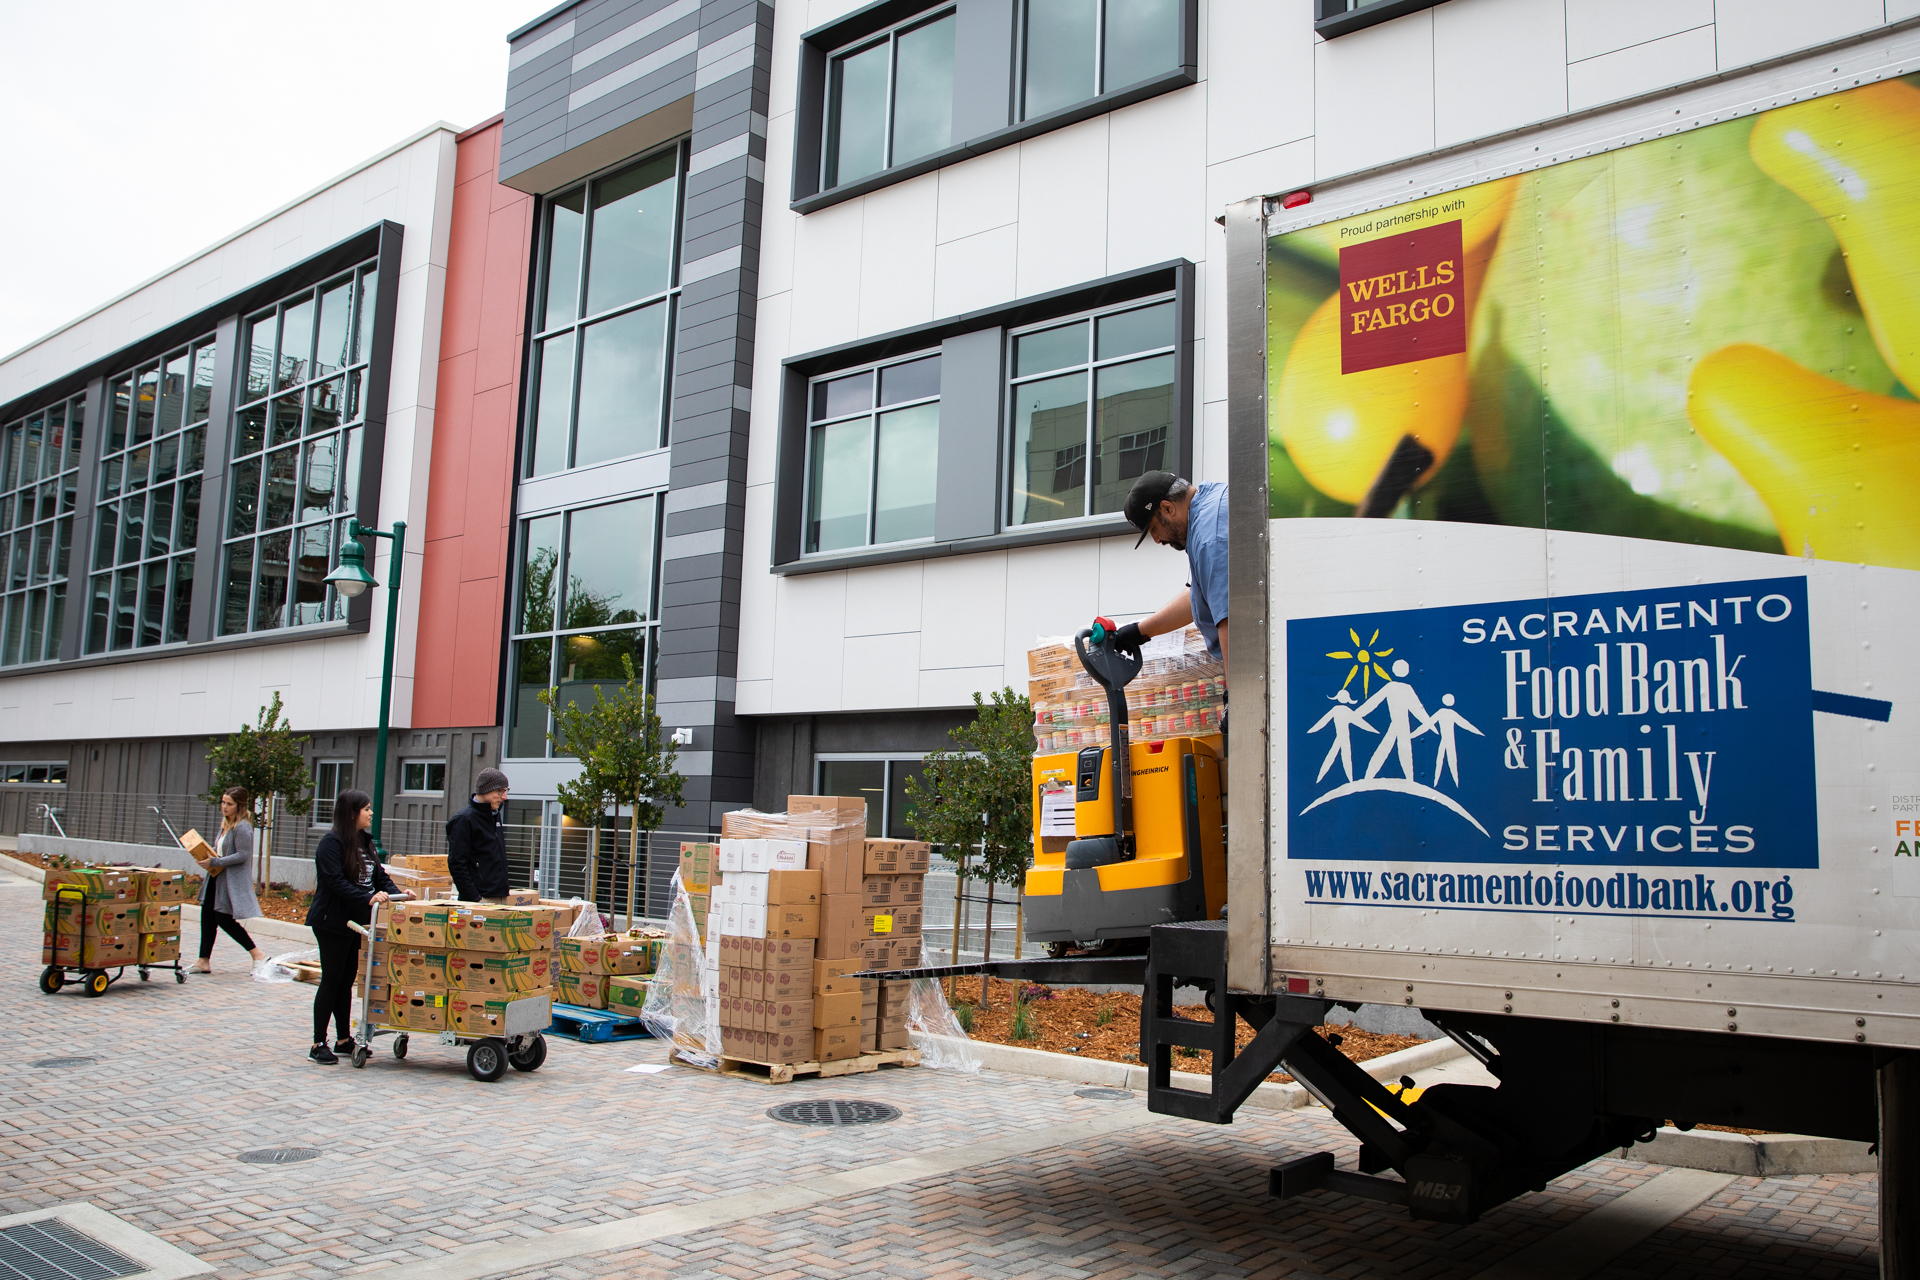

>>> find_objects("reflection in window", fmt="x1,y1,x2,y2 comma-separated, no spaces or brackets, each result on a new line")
527,149,683,476
1022,0,1179,121
401,760,447,793
804,354,940,554
314,760,354,824
823,7,956,189
816,757,929,839
1010,299,1175,527
507,495,660,759
0,393,83,665
220,260,376,636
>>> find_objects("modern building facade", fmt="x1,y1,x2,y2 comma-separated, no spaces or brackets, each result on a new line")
5,0,1915,869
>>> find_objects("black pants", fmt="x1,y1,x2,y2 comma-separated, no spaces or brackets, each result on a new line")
199,909,257,960
313,929,362,1044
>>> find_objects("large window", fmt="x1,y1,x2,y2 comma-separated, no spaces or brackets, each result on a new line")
526,150,683,477
805,353,940,554
823,7,956,189
507,495,660,759
221,262,377,636
313,760,354,825
1009,299,1175,528
816,757,929,840
86,342,212,653
0,393,83,666
1021,0,1180,120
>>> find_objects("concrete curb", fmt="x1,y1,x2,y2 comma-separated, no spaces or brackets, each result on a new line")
910,1030,1464,1111
1630,1126,1876,1175
0,850,317,952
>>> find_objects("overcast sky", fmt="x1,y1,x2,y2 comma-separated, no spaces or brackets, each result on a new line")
0,0,536,357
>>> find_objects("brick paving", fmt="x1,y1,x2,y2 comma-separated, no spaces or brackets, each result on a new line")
0,864,1880,1278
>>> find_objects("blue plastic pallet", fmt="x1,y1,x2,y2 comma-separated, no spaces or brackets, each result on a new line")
548,1003,652,1043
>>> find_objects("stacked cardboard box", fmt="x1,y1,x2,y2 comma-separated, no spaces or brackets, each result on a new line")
385,854,455,901
128,867,187,965
715,935,816,1064
372,901,558,1035
41,868,137,968
679,841,714,936
555,933,659,1010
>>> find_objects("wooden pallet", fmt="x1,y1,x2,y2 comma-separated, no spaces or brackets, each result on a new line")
713,1048,920,1084
547,1003,653,1043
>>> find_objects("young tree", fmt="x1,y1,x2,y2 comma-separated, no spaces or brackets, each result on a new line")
202,692,315,887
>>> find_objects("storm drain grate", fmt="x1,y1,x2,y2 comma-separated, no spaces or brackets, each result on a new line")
1074,1087,1134,1100
767,1099,902,1126
237,1148,321,1165
30,1058,95,1069
0,1218,144,1280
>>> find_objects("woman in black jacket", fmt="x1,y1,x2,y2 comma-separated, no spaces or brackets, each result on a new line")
304,789,399,1064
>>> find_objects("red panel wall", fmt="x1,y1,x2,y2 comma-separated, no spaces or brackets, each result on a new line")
413,117,532,729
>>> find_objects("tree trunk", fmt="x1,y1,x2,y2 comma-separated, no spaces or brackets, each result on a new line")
627,801,640,928
980,880,994,1009
257,796,274,890
587,821,601,911
1015,889,1023,959
949,852,966,1003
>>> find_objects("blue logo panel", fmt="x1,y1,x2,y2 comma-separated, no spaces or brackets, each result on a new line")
1285,576,1817,868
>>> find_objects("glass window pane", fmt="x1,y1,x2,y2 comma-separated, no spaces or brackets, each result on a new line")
92,504,117,572
8,532,27,590
36,481,55,523
118,493,144,566
147,487,174,560
806,418,873,553
87,573,112,652
176,479,200,552
189,342,217,424
554,629,646,738
31,524,51,584
1024,0,1096,118
584,152,678,316
309,378,343,438
0,424,16,492
125,445,150,494
167,557,193,644
112,569,137,650
253,530,291,630
1103,0,1179,91
879,356,940,406
278,297,314,391
234,402,267,457
1010,370,1090,525
59,399,83,473
26,589,48,664
292,521,331,625
528,333,575,476
819,760,886,837
107,378,132,452
893,14,956,166
1093,354,1174,514
242,312,276,402
262,447,297,529
509,638,554,758
826,39,890,187
315,277,353,379
353,269,379,363
52,516,71,579
132,367,157,444
301,438,338,524
1016,320,1089,377
182,425,206,476
1096,302,1175,360
18,418,42,488
518,515,562,634
887,759,929,839
270,395,303,449
99,458,121,502
812,371,873,421
227,457,261,537
337,428,362,515
345,368,364,422
158,352,188,435
2,596,24,667
140,562,166,647
574,303,667,468
543,188,586,331
874,403,938,543
564,498,652,628
152,434,179,487
220,542,253,635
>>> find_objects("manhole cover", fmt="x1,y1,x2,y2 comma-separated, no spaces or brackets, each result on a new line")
1075,1087,1134,1100
31,1057,95,1068
0,1218,143,1279
767,1099,902,1126
237,1148,321,1165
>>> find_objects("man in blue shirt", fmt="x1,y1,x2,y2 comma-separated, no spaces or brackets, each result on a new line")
1108,471,1229,672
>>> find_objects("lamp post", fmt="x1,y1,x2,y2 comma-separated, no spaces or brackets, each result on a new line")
324,518,407,854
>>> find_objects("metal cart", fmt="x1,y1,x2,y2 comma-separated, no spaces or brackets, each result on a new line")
347,902,550,1082
38,884,187,996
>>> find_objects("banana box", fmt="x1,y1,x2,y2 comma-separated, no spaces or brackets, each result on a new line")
450,951,551,993
395,948,451,989
79,935,136,967
557,936,655,974
46,898,139,939
127,867,188,903
387,904,454,947
137,902,183,933
390,990,449,1031
606,975,650,1010
43,868,136,903
450,906,556,952
138,932,182,963
554,970,608,1009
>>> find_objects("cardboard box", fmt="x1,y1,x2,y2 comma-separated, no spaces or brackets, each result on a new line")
47,899,139,939
765,868,821,906
813,1026,861,1062
805,830,867,896
866,904,924,939
449,993,505,1037
811,958,867,995
715,870,768,905
128,867,189,903
813,989,863,1029
877,978,914,1017
392,991,449,1031
770,904,818,939
537,900,583,933
484,889,541,906
788,794,866,819
389,854,450,876
450,951,549,993
556,936,651,973
767,998,812,1032
607,974,649,1010
860,874,925,908
388,904,453,947
137,902,183,933
863,839,932,875
759,937,815,971
451,906,557,952
764,967,806,1001
679,842,715,886
879,1025,911,1050
43,867,136,903
138,932,181,963
178,829,217,873
394,948,452,988
862,1018,880,1053
687,891,709,925
555,970,609,1010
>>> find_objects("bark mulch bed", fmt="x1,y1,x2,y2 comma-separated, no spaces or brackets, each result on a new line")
942,976,1426,1082
6,848,316,924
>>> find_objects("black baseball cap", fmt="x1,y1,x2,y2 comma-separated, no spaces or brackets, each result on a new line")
1124,471,1181,547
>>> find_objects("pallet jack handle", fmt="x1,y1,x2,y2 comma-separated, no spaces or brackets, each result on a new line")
1076,619,1145,851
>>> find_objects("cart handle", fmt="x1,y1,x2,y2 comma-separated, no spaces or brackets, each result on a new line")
347,920,371,938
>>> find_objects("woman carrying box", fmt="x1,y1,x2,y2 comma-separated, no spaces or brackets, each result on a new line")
191,787,267,974
305,789,398,1064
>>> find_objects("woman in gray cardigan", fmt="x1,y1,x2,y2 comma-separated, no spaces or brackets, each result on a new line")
192,786,267,972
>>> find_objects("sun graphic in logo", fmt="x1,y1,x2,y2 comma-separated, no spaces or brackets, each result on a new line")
1326,628,1394,697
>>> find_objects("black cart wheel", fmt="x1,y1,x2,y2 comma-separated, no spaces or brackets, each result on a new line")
352,1046,370,1069
139,967,150,982
509,1034,547,1073
38,966,62,994
175,969,186,984
84,970,109,997
393,1035,409,1060
467,1040,508,1082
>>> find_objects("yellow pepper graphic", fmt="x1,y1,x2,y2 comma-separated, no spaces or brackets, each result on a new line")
1275,179,1516,507
1751,81,1920,388
1688,343,1920,569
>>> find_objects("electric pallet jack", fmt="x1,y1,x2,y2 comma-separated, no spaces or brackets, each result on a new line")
1023,617,1227,956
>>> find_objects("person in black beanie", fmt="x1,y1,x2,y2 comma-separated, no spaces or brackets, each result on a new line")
447,767,511,900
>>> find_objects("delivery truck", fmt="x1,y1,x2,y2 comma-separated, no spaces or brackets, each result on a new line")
889,64,1920,1267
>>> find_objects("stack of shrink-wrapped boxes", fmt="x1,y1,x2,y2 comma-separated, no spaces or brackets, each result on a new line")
554,932,660,1011
362,891,569,1035
708,796,928,1066
1027,625,1224,755
41,865,186,969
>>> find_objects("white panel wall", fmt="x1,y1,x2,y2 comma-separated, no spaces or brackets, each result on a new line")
0,128,460,742
741,0,1918,716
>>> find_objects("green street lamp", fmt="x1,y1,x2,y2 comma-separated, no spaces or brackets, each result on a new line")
324,518,407,853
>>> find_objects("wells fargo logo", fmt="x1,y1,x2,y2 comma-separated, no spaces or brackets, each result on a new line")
1338,220,1467,374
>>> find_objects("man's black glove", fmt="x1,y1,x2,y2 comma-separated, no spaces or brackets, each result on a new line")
1111,621,1147,654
